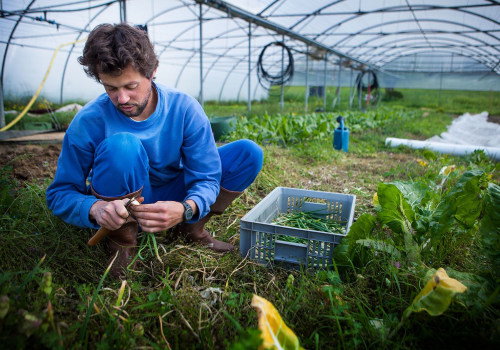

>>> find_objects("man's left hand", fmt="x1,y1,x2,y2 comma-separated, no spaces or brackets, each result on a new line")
131,200,196,232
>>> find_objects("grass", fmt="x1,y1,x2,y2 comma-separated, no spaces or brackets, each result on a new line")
0,91,499,349
202,86,500,117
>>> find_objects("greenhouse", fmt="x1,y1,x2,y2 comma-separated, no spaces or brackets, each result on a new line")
0,0,499,349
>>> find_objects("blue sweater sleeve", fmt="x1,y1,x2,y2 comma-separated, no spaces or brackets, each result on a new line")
46,114,101,229
181,99,221,220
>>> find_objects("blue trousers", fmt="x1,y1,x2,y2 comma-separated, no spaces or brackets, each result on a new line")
91,133,263,203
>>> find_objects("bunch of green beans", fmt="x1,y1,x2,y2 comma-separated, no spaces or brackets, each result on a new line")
273,210,345,234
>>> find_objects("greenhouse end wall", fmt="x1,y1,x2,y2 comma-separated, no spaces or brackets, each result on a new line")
290,69,500,92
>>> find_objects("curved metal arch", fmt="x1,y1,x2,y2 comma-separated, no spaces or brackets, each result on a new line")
288,1,344,31
203,37,249,82
173,17,258,90
375,49,495,72
147,7,212,88
60,3,116,103
341,23,499,52
373,47,494,72
344,34,496,61
173,25,245,89
306,3,500,42
364,47,491,72
233,41,309,102
327,18,500,70
1,0,37,87
215,41,265,101
143,3,190,25
330,18,500,51
377,50,496,71
148,2,211,57
367,44,490,66
201,18,255,83
217,31,289,101
348,37,494,68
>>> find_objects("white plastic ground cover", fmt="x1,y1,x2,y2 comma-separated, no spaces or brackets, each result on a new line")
385,112,500,160
427,112,500,148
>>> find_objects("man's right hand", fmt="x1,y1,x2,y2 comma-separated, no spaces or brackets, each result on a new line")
89,199,130,230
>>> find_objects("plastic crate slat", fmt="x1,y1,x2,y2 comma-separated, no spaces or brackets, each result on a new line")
240,187,356,270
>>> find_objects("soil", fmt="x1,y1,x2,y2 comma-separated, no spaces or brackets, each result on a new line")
488,115,500,125
0,143,61,184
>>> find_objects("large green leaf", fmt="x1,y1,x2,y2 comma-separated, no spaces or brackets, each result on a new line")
377,183,420,264
480,183,500,279
356,239,401,258
430,170,483,239
391,181,430,211
377,183,415,235
346,213,377,256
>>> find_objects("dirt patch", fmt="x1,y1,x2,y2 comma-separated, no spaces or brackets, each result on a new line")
488,115,500,125
0,144,61,184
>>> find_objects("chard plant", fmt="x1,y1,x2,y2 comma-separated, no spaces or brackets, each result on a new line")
333,153,499,335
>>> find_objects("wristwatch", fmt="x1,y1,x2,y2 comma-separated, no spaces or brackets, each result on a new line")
181,201,193,222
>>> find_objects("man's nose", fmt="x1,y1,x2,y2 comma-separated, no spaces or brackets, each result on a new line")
117,89,129,104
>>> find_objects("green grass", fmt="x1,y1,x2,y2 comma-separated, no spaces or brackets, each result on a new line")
0,93,499,348
202,86,500,117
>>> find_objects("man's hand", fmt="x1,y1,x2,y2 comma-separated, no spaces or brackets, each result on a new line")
131,200,197,233
89,199,131,230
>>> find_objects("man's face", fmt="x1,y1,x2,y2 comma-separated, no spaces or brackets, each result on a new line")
99,65,157,121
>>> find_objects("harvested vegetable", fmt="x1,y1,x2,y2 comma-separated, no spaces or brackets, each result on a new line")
273,211,345,234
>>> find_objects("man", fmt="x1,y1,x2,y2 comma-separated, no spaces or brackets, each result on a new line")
46,23,263,278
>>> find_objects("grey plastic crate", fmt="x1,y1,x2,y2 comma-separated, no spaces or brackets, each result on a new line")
240,187,356,269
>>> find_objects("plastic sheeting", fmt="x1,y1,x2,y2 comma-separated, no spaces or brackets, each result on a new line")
427,112,500,148
385,112,500,160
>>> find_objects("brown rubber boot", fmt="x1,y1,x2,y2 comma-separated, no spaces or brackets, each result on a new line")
91,187,143,278
175,187,242,252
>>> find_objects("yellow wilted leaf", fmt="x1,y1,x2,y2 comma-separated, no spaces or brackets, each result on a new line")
404,268,467,318
251,294,305,350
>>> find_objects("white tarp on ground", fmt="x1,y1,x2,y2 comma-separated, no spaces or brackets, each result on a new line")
427,111,500,148
385,111,500,160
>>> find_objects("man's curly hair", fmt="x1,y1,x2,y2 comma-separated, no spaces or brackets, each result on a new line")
78,23,159,82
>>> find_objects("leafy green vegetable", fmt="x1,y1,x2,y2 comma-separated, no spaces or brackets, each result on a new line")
355,239,401,259
273,211,345,234
345,213,376,256
429,170,484,240
480,183,500,280
376,183,420,264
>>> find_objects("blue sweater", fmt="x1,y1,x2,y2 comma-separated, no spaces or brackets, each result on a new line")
46,83,221,229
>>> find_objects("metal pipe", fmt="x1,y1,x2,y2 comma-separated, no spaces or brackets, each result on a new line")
323,53,327,111
1,0,37,128
60,6,109,104
439,65,443,108
247,22,251,114
194,0,375,70
348,68,354,109
280,35,285,113
336,59,342,109
305,47,309,113
199,2,204,107
119,0,126,22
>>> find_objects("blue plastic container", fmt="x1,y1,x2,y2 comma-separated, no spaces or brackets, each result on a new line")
333,116,349,152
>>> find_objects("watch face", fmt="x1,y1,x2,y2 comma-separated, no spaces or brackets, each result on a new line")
183,201,193,221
